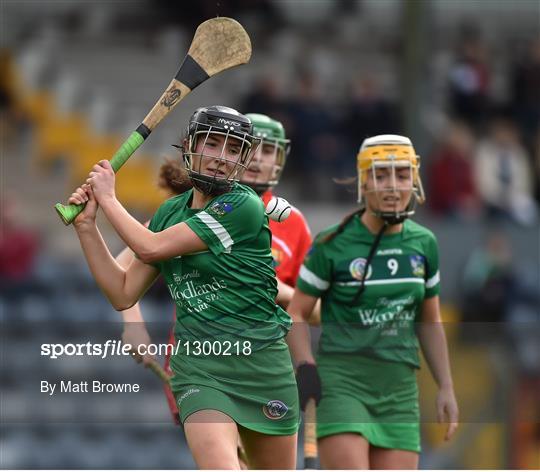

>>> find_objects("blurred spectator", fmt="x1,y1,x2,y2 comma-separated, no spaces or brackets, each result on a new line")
281,73,342,199
240,76,284,120
448,35,491,130
428,120,480,218
474,117,538,225
510,39,540,146
460,232,516,329
460,228,539,352
534,128,540,206
341,76,401,155
153,0,281,30
0,199,40,298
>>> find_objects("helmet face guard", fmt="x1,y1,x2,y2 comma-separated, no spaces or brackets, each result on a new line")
243,137,290,194
182,106,261,196
357,135,425,224
241,113,290,194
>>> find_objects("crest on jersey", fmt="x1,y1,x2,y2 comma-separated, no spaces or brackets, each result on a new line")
263,400,288,420
349,257,372,281
409,255,425,278
208,201,234,217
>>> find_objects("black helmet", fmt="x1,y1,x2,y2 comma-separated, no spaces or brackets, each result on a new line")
182,106,259,195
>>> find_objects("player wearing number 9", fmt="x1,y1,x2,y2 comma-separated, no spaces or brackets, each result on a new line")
67,105,299,469
286,135,459,469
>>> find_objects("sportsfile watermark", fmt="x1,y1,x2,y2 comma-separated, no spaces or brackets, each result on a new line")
2,320,539,425
41,339,253,359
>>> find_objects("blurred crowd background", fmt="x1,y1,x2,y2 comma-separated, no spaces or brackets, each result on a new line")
1,0,539,469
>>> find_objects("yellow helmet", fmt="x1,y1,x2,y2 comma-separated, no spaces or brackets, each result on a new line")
357,134,425,223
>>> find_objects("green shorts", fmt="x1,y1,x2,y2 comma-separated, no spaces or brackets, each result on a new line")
316,353,420,452
170,338,299,436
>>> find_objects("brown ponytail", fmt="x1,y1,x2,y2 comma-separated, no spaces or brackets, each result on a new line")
157,159,193,196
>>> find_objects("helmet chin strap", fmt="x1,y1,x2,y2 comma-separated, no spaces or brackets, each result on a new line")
372,209,409,225
189,172,233,196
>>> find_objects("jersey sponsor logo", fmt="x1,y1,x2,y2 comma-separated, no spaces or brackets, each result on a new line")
262,400,288,420
409,255,425,278
176,388,200,406
349,258,372,281
377,296,415,307
172,269,200,284
359,296,417,329
167,276,227,314
168,276,227,300
377,248,403,255
208,201,234,217
358,307,416,326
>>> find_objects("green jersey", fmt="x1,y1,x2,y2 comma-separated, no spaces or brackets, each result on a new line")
297,216,440,368
148,183,291,350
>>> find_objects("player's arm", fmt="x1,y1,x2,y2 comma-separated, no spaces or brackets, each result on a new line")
418,295,459,440
307,300,321,326
286,288,322,411
69,186,159,310
278,211,321,324
286,217,327,411
285,288,318,365
276,278,321,326
87,160,207,262
116,246,155,365
116,247,144,323
275,278,295,307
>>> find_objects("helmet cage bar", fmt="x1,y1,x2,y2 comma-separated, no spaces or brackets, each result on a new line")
245,138,290,190
357,157,425,223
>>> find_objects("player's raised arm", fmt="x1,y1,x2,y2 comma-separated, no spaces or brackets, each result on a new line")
55,17,251,225
68,185,159,310
83,160,208,263
115,246,156,366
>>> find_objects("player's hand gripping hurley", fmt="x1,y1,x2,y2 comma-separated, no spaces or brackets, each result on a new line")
55,17,252,224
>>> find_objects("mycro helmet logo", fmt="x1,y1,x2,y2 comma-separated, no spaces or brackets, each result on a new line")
218,118,241,127
263,400,288,420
